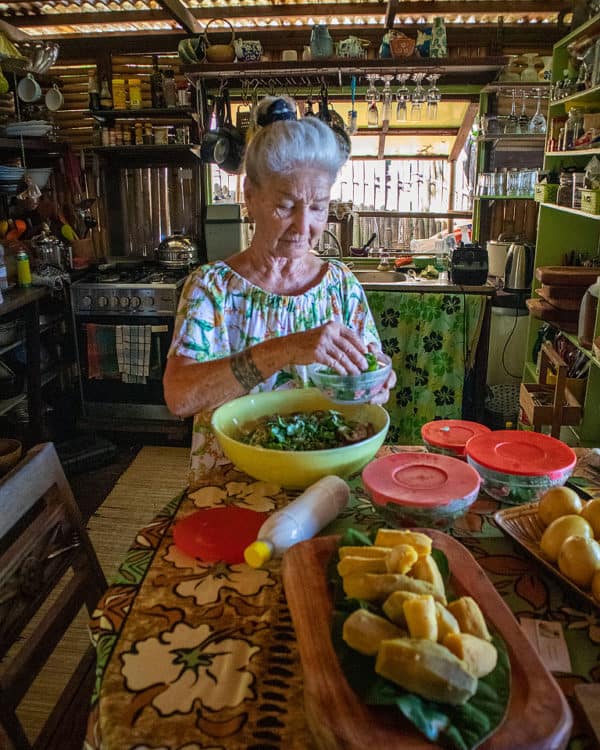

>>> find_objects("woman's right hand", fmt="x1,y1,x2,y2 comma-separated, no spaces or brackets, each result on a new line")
288,321,369,375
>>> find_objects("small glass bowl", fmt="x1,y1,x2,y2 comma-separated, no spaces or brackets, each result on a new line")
311,360,391,404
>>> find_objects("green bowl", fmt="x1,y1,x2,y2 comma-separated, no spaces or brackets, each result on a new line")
212,388,390,489
412,255,434,270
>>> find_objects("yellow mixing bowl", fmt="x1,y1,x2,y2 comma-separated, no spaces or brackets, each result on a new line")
212,388,390,489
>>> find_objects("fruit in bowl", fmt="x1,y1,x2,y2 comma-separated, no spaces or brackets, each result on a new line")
311,352,392,404
211,387,389,489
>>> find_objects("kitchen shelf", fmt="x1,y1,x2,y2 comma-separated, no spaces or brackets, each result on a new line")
476,135,546,143
353,210,472,219
475,195,534,200
548,84,600,109
90,107,193,122
0,369,59,418
0,313,63,358
544,149,600,157
539,202,600,219
91,144,197,153
0,137,64,154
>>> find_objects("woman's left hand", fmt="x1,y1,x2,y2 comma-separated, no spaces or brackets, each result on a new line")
367,344,396,405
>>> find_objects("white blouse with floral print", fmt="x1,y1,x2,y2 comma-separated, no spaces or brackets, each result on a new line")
168,258,381,487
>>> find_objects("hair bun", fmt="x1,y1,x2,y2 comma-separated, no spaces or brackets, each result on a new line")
256,97,297,127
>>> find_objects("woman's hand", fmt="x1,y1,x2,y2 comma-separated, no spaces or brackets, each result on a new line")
366,344,396,405
289,321,369,375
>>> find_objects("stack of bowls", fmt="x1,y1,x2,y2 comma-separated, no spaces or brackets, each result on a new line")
178,37,206,64
16,41,60,74
421,419,491,460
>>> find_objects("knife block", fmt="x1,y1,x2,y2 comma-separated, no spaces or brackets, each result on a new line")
520,343,582,438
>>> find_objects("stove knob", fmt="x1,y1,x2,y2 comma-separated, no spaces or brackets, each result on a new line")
81,295,92,308
144,296,155,308
130,296,141,309
110,296,119,308
98,295,108,308
119,296,130,308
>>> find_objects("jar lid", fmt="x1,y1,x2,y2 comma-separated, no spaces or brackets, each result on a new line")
465,430,576,478
421,420,491,457
362,452,481,508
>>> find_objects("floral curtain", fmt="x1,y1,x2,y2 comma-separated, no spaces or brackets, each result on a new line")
366,291,486,444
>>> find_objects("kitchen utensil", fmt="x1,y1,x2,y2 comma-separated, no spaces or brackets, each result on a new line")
504,240,535,292
44,83,63,111
204,18,236,63
60,224,78,242
157,231,199,267
213,89,246,175
486,239,512,280
17,73,42,103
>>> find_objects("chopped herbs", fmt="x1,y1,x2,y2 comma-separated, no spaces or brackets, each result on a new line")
238,410,374,451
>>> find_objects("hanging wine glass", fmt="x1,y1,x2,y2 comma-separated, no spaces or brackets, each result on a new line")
517,91,529,134
395,73,410,122
528,88,547,134
381,74,394,123
425,73,441,120
365,73,380,129
504,88,519,134
410,73,426,121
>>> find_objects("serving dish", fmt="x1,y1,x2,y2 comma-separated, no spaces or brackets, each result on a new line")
311,358,392,404
494,502,599,610
282,531,572,749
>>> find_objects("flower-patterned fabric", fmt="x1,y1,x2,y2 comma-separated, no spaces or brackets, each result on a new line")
168,260,381,487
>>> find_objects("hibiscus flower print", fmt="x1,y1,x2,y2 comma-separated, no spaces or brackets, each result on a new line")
382,337,401,356
405,353,418,372
395,387,412,407
441,295,461,314
122,622,260,716
434,385,455,406
164,546,275,605
189,480,283,513
423,331,443,353
414,367,429,387
380,308,399,328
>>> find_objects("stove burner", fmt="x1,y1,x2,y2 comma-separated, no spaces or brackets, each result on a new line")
78,263,192,286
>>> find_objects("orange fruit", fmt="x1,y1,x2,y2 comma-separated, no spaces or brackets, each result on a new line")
557,535,600,588
539,515,593,562
592,570,600,603
581,498,600,538
537,486,583,527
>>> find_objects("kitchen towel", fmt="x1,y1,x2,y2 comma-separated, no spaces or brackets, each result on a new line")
86,323,120,380
116,325,152,384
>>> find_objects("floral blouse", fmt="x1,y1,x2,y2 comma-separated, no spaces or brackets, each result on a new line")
168,259,381,487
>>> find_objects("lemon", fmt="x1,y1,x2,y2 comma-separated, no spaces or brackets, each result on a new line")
537,486,583,527
557,535,600,588
592,570,600,603
581,498,600,538
539,515,593,562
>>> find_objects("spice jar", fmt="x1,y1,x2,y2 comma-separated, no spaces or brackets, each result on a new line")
129,78,142,109
556,171,573,206
563,107,583,150
112,78,126,109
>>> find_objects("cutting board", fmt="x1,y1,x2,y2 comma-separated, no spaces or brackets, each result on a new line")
282,532,572,750
535,266,600,286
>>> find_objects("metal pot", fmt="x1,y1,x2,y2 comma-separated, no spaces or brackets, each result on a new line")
157,231,199,268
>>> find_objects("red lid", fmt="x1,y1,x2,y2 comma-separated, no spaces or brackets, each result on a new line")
465,430,576,478
362,452,481,508
173,507,269,564
421,420,491,457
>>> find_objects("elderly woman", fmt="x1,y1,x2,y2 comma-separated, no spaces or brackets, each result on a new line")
164,96,395,485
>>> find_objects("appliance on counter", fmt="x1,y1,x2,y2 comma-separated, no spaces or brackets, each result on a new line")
504,241,535,292
204,203,245,262
70,262,190,433
450,242,489,285
486,239,512,283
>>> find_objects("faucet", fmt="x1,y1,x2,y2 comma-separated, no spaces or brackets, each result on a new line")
319,229,342,258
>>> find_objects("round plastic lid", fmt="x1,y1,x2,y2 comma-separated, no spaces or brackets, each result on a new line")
244,540,274,568
421,419,491,456
465,430,577,477
362,452,481,508
173,507,269,564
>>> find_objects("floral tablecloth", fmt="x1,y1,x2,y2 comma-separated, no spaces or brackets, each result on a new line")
85,447,600,750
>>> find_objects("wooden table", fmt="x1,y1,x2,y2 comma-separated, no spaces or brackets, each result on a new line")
85,447,600,750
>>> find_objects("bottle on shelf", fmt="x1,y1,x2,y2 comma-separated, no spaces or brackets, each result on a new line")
99,77,113,110
112,78,127,110
244,475,350,567
150,55,165,109
163,69,177,108
88,69,100,111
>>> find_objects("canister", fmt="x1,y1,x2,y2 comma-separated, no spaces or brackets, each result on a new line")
112,78,126,109
16,251,31,288
421,419,491,460
128,78,142,109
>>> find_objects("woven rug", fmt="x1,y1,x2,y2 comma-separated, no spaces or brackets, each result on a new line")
13,446,190,745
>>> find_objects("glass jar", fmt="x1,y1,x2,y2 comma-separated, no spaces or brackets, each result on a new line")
112,78,126,109
563,107,584,150
163,69,177,108
556,172,573,207
128,78,142,109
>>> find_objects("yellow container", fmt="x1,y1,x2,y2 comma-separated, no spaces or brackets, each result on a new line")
112,78,126,109
128,78,142,109
579,188,600,215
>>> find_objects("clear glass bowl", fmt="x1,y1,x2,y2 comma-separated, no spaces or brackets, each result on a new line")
311,360,391,404
371,491,479,530
466,455,573,505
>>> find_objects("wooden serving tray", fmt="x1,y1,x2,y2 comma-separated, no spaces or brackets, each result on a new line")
495,504,599,610
535,266,600,287
535,287,583,312
282,531,572,750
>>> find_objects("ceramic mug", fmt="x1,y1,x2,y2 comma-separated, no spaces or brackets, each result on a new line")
44,83,63,111
17,73,42,103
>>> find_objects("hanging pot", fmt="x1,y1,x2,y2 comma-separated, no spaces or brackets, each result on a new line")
213,88,245,175
157,231,199,268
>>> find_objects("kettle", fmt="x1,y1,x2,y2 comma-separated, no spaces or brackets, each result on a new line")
157,231,199,268
504,241,535,292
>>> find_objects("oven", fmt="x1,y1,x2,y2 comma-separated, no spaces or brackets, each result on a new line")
70,267,186,430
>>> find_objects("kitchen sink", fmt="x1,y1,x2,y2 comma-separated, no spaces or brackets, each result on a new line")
352,269,408,284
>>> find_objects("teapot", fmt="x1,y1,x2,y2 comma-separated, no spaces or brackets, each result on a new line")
336,36,369,59
233,38,262,62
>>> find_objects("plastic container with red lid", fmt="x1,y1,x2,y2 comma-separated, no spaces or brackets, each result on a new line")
361,452,481,529
421,419,491,460
465,430,576,505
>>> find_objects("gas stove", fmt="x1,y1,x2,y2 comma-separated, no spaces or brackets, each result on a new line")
71,263,189,316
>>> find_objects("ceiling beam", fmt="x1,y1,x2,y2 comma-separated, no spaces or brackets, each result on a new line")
385,0,572,28
448,101,478,161
154,0,200,34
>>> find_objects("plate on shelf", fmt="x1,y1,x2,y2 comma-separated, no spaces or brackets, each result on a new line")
282,531,572,750
495,503,599,609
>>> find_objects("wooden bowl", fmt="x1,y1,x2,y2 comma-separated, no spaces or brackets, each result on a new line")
0,438,22,475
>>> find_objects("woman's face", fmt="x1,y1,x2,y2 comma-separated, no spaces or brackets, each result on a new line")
245,168,333,258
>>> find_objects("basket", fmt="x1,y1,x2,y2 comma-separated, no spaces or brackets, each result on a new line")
534,183,559,204
579,188,600,215
390,34,416,58
204,18,236,63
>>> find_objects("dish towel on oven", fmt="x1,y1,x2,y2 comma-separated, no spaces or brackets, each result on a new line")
86,323,120,380
116,325,152,384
